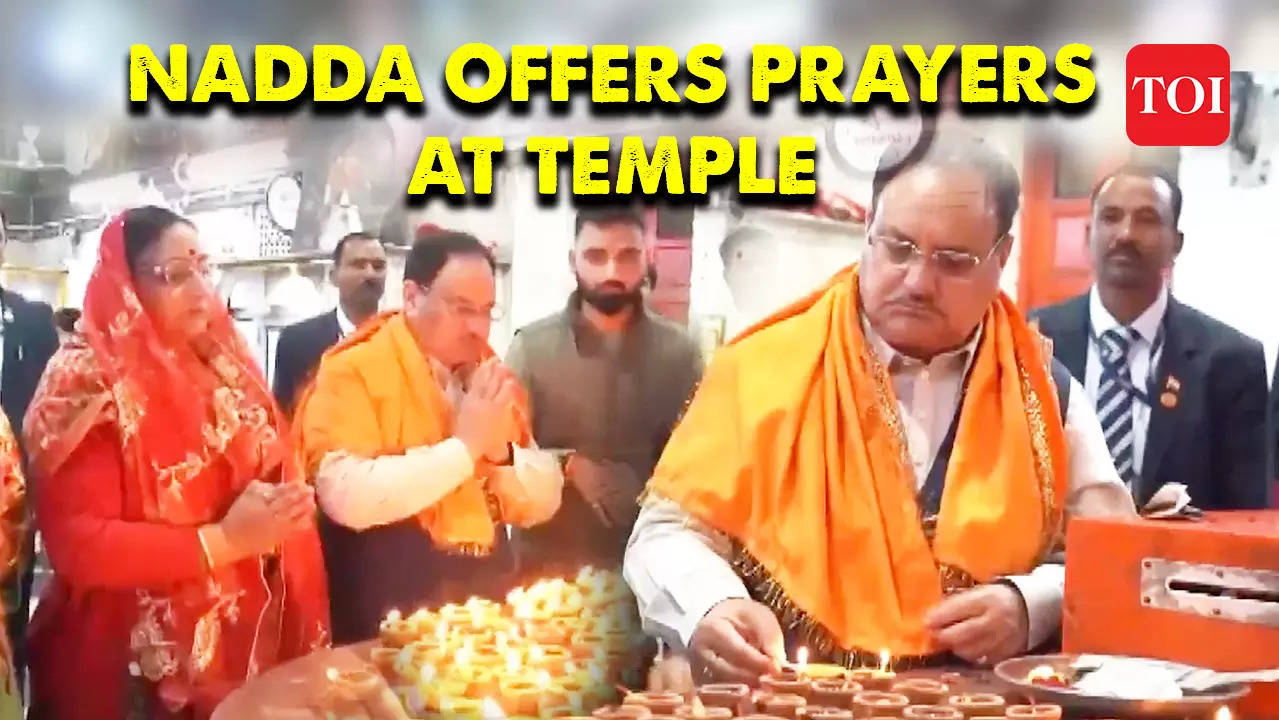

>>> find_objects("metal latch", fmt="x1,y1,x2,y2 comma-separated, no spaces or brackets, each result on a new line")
1140,557,1279,627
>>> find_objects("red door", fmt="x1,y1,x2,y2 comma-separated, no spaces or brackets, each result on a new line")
1018,141,1179,312
1019,143,1100,312
644,207,693,324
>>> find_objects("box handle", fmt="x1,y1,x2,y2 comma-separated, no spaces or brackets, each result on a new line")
1140,557,1279,627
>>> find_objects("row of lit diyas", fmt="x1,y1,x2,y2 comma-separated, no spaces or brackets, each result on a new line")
366,567,646,718
589,648,1063,720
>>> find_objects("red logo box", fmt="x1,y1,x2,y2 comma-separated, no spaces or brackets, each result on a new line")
1126,44,1230,146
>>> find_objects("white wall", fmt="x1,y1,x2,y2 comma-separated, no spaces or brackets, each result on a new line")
1175,72,1279,379
1176,146,1279,378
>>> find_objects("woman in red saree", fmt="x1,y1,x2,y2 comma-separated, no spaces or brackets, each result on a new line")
23,207,330,719
0,412,26,720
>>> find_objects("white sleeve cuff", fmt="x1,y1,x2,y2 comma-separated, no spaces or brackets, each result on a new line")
500,447,565,526
624,500,749,651
1001,564,1065,651
315,439,476,530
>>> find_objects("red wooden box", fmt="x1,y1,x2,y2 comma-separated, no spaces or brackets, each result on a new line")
1064,512,1279,718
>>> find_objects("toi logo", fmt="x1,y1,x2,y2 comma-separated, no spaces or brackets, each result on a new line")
1126,44,1231,146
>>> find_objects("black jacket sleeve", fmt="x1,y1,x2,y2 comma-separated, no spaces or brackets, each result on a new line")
272,326,303,416
1213,339,1272,509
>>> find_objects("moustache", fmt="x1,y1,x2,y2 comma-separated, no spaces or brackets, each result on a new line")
1105,243,1143,261
887,298,943,316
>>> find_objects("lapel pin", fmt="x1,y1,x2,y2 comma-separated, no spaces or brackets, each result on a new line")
2,307,12,324
1160,391,1178,408
1166,375,1181,393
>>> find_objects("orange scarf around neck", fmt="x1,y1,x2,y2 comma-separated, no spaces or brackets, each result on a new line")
296,311,528,554
648,265,1068,662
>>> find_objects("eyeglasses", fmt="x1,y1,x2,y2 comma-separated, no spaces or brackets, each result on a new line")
869,232,1009,277
417,283,503,322
143,255,214,287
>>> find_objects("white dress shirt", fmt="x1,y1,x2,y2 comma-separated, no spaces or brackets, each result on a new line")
624,317,1136,654
315,355,564,532
335,305,357,338
1084,286,1168,479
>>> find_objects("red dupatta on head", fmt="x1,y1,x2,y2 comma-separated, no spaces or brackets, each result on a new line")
24,212,329,709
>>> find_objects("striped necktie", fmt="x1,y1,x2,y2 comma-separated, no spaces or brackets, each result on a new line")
1096,327,1138,486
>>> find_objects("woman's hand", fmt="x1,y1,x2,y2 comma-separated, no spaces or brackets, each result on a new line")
205,480,316,567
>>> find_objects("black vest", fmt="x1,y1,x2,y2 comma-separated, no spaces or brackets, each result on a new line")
319,514,516,644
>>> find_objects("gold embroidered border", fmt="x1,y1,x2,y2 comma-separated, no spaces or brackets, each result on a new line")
730,543,971,670
864,348,912,473
1018,365,1061,559
436,540,496,558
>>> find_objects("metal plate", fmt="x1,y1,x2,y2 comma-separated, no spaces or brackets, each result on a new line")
994,654,1248,719
1140,557,1279,627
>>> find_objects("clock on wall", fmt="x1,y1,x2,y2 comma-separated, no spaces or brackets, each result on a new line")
826,109,933,180
265,174,302,232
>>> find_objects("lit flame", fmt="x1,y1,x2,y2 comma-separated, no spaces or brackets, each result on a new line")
528,645,545,663
456,644,474,667
325,667,340,683
386,609,402,623
535,670,552,690
480,696,507,720
435,621,448,643
1215,708,1232,720
496,632,508,653
419,663,437,684
506,648,522,675
796,647,809,675
1026,665,1057,682
878,649,891,673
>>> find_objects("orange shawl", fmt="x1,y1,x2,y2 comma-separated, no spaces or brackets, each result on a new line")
649,265,1067,662
296,311,528,554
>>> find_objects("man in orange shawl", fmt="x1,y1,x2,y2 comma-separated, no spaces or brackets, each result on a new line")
624,135,1136,684
297,229,563,643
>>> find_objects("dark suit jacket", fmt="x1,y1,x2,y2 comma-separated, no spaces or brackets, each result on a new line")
272,310,341,417
1034,293,1272,510
1272,360,1279,481
1,289,58,441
